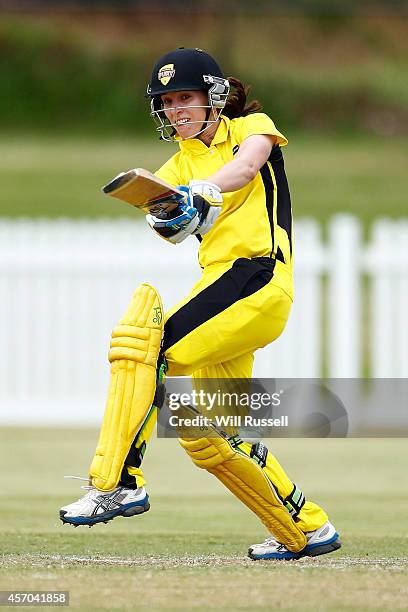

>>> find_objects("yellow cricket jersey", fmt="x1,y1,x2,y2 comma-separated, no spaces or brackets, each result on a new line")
155,113,294,297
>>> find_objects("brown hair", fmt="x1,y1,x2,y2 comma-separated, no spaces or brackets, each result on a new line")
222,76,263,119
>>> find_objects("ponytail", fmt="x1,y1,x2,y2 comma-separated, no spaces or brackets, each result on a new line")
222,77,263,119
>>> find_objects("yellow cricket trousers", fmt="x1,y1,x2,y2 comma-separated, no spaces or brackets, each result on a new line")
124,256,328,533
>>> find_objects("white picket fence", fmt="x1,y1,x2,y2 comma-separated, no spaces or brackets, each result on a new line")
0,215,407,425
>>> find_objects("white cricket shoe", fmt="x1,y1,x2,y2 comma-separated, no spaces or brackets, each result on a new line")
60,484,150,527
248,520,341,560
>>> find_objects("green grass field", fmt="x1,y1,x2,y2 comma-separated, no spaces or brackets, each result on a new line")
0,428,407,610
1,134,407,227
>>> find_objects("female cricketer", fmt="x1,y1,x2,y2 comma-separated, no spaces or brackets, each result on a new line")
60,47,341,561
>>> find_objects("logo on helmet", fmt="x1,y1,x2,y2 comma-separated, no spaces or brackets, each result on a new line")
158,64,175,86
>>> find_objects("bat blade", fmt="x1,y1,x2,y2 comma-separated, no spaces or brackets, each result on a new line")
102,167,183,214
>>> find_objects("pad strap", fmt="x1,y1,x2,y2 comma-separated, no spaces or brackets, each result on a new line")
249,442,269,469
283,484,306,519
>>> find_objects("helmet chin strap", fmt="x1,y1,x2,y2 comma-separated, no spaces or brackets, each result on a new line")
201,106,211,133
176,119,218,142
193,105,219,141
151,103,221,142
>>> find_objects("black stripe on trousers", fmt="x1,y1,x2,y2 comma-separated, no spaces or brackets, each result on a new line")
162,257,276,353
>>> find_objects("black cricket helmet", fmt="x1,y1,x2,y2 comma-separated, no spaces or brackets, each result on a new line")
147,47,230,141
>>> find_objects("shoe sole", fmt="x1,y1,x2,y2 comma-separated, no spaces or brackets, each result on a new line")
60,500,150,527
306,538,341,557
248,536,341,561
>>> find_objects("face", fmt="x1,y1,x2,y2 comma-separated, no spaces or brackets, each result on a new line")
160,90,215,140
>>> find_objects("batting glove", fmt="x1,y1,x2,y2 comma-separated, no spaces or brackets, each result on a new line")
146,181,222,243
146,189,199,244
188,180,222,235
188,180,223,204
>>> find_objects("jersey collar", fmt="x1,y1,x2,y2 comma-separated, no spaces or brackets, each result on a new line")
178,115,230,155
212,115,230,144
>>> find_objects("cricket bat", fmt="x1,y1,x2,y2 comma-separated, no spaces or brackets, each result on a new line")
102,167,183,214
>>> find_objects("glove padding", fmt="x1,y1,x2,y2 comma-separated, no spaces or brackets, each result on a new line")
189,180,222,236
188,179,223,205
146,181,222,244
146,193,199,244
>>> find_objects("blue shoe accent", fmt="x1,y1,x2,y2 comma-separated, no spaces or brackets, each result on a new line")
249,550,302,560
248,530,342,560
60,494,150,526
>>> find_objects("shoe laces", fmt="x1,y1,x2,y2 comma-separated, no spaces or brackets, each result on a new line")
262,536,279,546
64,475,89,484
261,536,287,551
64,475,100,500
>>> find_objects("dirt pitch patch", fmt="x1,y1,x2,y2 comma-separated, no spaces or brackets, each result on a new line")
2,553,407,571
2,553,408,610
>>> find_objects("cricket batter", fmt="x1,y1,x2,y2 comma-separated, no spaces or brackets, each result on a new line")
60,48,341,560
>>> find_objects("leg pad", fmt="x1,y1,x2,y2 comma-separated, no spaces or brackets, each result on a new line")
90,284,163,491
180,432,307,552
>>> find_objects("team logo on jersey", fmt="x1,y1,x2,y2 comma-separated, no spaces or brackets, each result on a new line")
158,64,175,86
